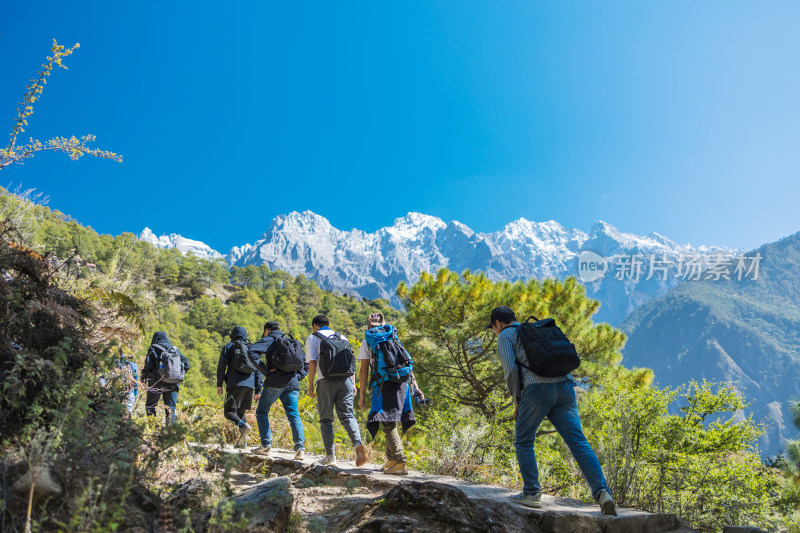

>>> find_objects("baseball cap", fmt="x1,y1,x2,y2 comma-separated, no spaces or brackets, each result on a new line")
486,306,516,329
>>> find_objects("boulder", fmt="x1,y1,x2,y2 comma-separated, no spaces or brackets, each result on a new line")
349,481,530,533
10,465,62,504
167,477,215,513
345,481,695,533
211,476,294,533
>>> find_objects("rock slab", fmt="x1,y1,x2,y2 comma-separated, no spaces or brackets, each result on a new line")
344,481,694,533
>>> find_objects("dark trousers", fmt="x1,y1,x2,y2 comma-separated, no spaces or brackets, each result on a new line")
224,386,254,425
145,385,178,423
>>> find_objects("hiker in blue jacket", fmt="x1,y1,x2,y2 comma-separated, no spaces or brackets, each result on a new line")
141,331,189,424
118,350,139,414
249,321,308,460
99,348,139,415
217,326,263,448
357,313,417,475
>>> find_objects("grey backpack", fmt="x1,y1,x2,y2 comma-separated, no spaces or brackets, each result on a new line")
156,344,185,384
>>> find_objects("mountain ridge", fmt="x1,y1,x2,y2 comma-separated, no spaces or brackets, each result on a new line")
138,211,734,325
621,230,800,456
138,227,224,260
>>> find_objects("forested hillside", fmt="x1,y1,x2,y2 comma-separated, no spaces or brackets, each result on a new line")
622,230,800,456
0,188,399,399
2,187,799,532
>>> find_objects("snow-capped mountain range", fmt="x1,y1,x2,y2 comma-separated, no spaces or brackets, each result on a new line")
139,212,733,325
139,228,223,260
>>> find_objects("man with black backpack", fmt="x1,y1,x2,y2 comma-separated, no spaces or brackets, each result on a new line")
306,315,366,467
488,306,616,516
357,313,417,475
217,326,263,448
249,321,308,460
141,331,190,424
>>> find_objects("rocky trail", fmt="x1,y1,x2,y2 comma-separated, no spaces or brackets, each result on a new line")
172,443,696,533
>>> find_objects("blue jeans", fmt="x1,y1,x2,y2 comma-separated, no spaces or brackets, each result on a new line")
515,381,609,500
125,389,137,414
255,387,305,450
145,387,177,423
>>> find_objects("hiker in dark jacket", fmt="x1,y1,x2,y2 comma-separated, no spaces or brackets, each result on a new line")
250,321,308,460
141,331,189,424
217,326,263,448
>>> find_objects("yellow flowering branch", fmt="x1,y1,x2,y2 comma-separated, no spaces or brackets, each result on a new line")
1,39,122,170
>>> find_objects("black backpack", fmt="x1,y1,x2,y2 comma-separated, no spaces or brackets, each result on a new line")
230,339,259,374
269,333,305,373
515,316,580,377
314,331,355,378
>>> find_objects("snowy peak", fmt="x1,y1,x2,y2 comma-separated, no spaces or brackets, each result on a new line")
586,220,689,256
384,212,447,242
392,212,447,231
138,228,223,260
271,211,335,233
221,211,731,324
444,220,476,239
496,218,583,244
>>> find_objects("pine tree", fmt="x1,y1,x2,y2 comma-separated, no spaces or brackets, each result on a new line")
397,268,650,418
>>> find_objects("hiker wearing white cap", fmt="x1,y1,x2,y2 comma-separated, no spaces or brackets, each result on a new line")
357,313,420,475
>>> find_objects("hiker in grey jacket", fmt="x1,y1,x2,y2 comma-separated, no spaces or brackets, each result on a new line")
141,331,189,424
489,306,616,515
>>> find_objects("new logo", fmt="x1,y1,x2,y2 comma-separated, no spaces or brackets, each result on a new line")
577,251,608,282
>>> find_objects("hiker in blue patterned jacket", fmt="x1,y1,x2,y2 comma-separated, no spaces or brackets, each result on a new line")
118,349,139,414
141,331,190,424
99,348,139,415
489,306,617,516
217,326,263,448
357,313,418,475
249,321,308,460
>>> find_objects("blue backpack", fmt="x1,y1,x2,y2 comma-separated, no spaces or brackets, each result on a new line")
365,325,413,387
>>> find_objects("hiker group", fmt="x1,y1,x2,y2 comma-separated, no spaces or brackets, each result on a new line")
135,306,616,515
140,313,422,476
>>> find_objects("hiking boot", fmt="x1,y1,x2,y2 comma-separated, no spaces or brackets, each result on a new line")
236,423,251,447
355,445,367,467
384,462,408,475
294,449,305,460
382,460,397,471
320,454,336,465
598,490,617,516
252,446,271,456
509,492,542,509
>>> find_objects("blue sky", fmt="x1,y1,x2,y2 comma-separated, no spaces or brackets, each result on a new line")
2,1,799,252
